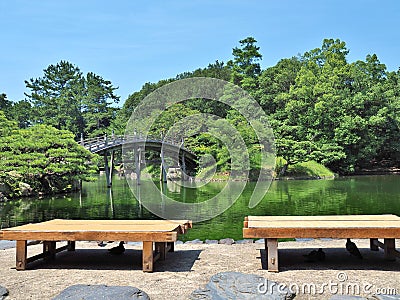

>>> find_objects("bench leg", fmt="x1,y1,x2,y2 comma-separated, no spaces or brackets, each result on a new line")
67,241,75,251
155,242,166,261
370,239,379,251
167,242,174,252
43,241,56,260
384,238,396,261
266,238,279,272
263,238,269,264
142,241,154,272
16,240,27,271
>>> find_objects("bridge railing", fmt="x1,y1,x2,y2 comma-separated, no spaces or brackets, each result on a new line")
81,134,191,154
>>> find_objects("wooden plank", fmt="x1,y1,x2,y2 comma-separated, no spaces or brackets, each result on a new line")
0,220,192,240
50,220,192,225
27,240,42,246
243,227,400,239
1,231,178,242
371,239,385,249
153,252,160,263
1,219,192,272
27,251,47,263
247,220,400,228
244,216,249,229
244,215,400,273
372,238,400,260
393,250,400,258
16,240,27,271
27,244,68,263
1,220,191,230
247,215,400,221
267,238,279,272
55,244,68,254
21,219,192,226
2,224,183,232
142,241,153,272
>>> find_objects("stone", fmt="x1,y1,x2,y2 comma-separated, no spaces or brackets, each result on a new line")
329,296,367,299
175,240,184,245
185,239,203,244
205,239,219,244
19,182,33,196
295,238,314,242
219,238,234,245
0,183,11,195
52,284,149,300
235,239,254,244
0,192,7,202
127,241,142,247
255,239,265,244
372,295,400,300
190,272,295,300
0,285,8,300
0,240,16,250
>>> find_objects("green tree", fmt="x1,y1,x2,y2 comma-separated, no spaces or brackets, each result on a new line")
0,111,99,197
83,72,120,137
25,61,85,135
0,93,12,112
257,57,302,113
228,37,262,90
0,110,17,136
117,61,232,133
118,37,400,177
11,100,32,128
25,60,120,138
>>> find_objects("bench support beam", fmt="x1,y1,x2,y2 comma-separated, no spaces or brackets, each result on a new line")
67,241,75,251
142,241,154,272
16,240,27,271
266,238,278,272
370,238,379,251
384,238,396,261
167,242,174,252
155,242,166,261
43,241,56,260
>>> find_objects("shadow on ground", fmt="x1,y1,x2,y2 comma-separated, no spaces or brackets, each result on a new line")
26,248,202,272
259,247,400,272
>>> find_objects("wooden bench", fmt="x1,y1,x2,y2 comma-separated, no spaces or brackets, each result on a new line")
0,219,192,272
243,215,400,272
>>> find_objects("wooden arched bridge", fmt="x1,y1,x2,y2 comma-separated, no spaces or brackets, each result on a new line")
81,134,197,187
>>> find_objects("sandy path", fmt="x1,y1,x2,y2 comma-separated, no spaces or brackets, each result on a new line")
0,239,399,299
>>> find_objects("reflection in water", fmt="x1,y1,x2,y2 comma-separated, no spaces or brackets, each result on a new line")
105,188,114,219
166,180,181,193
1,175,400,240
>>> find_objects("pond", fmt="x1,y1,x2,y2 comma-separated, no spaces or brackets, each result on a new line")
1,175,400,241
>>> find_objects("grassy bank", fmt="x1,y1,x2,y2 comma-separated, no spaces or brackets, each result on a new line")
140,157,335,182
275,157,335,180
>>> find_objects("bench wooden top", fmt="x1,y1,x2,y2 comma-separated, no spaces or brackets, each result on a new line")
0,219,192,242
243,215,400,239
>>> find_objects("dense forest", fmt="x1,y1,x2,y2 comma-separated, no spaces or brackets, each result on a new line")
116,37,400,176
1,37,400,198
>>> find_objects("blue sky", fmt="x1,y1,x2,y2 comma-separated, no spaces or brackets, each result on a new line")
1,0,399,104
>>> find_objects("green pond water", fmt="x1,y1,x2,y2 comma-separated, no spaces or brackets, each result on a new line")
1,175,400,241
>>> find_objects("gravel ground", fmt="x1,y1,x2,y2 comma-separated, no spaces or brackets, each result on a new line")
0,239,399,299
